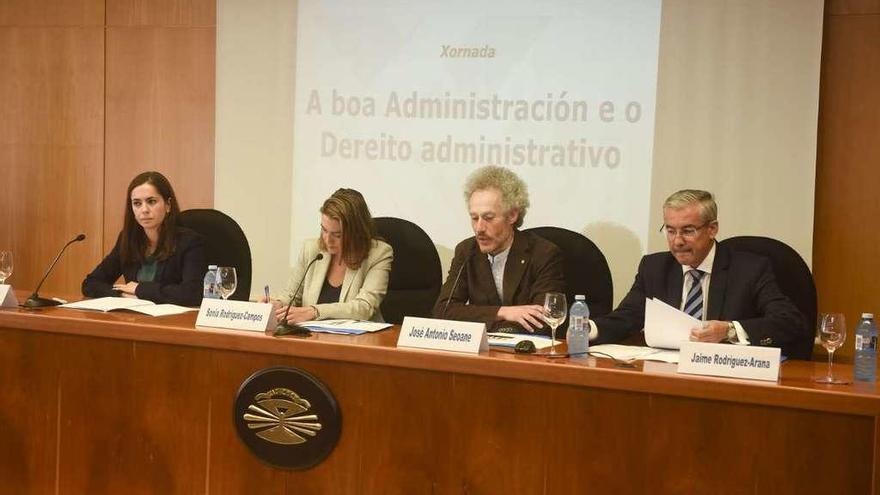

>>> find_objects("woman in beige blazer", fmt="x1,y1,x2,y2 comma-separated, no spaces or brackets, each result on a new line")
273,188,393,323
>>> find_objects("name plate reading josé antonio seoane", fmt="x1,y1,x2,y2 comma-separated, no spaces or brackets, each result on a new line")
678,342,781,382
397,316,488,354
195,298,276,332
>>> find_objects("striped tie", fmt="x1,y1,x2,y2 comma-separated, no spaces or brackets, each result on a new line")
684,269,705,320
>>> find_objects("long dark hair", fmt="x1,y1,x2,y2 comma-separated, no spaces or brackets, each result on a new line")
319,188,377,268
119,171,181,264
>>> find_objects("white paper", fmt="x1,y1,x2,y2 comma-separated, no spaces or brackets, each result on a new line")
644,297,700,350
587,344,682,364
0,285,18,308
127,304,199,317
61,297,154,312
299,319,392,333
486,333,560,351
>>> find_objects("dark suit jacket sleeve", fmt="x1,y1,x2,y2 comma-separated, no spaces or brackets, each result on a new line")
82,240,124,298
432,241,500,325
736,257,806,350
135,231,207,306
592,255,650,344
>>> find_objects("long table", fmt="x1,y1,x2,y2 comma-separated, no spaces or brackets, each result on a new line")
1,304,878,494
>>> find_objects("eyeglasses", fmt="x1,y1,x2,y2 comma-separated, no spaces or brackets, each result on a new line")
660,222,712,240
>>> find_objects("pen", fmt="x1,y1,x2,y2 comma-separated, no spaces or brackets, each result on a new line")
264,285,270,301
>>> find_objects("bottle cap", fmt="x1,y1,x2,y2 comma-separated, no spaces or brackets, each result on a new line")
575,294,586,301
209,264,218,269
862,313,874,319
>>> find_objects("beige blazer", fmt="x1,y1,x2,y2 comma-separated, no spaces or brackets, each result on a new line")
280,238,393,322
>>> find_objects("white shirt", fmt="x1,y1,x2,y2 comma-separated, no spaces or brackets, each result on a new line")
488,246,511,303
680,243,716,317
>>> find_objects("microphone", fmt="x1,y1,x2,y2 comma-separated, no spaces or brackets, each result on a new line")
274,253,324,336
24,233,87,308
441,250,475,319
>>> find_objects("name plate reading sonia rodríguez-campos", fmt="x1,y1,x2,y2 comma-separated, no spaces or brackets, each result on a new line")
196,298,276,332
678,341,781,382
397,316,488,354
0,285,18,308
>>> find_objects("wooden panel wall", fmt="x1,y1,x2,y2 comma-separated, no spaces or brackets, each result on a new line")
814,0,880,359
103,0,215,253
0,0,104,299
0,0,214,298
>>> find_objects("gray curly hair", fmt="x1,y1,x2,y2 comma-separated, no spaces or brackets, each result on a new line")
463,166,530,229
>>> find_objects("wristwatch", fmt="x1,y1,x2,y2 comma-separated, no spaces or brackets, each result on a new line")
726,321,739,343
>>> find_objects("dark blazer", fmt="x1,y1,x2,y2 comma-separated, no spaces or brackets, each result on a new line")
593,242,807,357
432,230,566,334
82,228,207,307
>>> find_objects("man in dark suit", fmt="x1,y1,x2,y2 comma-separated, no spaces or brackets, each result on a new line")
432,166,565,333
592,189,806,357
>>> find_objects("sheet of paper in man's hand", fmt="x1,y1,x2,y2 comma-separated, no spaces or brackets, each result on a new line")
644,297,700,350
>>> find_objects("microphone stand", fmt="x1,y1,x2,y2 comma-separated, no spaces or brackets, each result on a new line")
24,234,87,308
441,251,474,319
274,253,324,337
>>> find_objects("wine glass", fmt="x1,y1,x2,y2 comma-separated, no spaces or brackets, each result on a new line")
0,251,12,284
814,313,850,384
542,292,567,356
216,267,238,300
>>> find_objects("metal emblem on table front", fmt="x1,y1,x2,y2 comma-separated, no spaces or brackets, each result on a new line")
243,388,323,445
233,367,341,469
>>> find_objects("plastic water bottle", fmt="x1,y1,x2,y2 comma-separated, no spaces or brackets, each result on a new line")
854,313,877,382
567,295,590,356
203,265,219,299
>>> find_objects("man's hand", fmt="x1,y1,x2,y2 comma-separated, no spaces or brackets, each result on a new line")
497,304,545,333
690,320,729,343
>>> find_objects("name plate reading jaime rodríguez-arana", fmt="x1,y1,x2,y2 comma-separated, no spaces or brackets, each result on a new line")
678,342,781,382
0,285,18,308
196,298,276,332
397,316,488,354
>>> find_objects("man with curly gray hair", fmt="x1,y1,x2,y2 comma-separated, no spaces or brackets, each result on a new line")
432,166,565,334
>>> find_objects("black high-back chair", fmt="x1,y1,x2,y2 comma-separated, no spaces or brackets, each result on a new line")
179,209,252,301
719,236,816,360
524,226,613,318
374,217,442,324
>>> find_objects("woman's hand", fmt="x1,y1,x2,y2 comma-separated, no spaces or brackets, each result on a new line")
274,305,318,324
113,281,139,297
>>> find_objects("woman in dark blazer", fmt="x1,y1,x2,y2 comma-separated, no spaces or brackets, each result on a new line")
82,171,206,306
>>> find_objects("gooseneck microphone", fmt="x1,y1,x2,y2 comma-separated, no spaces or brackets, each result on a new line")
24,233,87,308
274,253,324,336
441,250,475,319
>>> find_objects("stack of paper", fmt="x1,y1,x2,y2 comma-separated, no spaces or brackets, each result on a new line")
589,344,681,363
644,297,700,350
299,319,392,335
60,297,198,317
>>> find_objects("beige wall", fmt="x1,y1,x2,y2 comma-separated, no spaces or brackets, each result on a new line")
215,0,297,298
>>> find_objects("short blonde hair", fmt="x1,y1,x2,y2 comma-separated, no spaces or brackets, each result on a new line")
463,166,530,228
663,189,718,223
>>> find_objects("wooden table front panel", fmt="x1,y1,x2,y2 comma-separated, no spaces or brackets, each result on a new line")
0,327,873,495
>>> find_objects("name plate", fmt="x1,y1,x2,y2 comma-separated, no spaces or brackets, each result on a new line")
397,316,488,354
196,299,276,332
678,342,780,382
0,285,17,308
